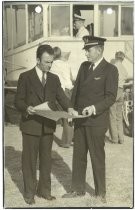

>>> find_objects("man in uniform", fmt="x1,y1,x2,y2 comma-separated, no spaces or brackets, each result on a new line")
74,14,89,38
63,36,118,203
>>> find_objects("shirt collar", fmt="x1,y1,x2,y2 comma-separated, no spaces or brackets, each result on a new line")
94,57,104,69
35,65,47,81
36,65,42,75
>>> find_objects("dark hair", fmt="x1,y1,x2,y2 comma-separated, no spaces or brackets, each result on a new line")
36,44,54,60
115,51,125,61
53,47,61,60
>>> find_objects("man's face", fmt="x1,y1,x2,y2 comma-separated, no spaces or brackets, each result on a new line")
74,20,82,30
85,46,101,63
37,52,53,73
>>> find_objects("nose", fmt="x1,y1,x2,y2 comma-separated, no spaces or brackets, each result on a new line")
85,51,89,57
48,63,52,68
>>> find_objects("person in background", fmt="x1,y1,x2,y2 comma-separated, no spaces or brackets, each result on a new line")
109,51,128,144
51,47,74,148
74,14,89,38
62,36,118,203
15,44,77,205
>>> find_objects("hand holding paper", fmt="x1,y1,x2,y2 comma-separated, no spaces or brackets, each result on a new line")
68,108,78,116
27,106,36,115
82,106,94,116
34,102,91,121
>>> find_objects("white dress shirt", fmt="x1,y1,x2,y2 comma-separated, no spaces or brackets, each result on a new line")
91,57,104,115
114,61,128,88
35,66,47,83
93,57,103,70
76,26,89,38
50,60,73,91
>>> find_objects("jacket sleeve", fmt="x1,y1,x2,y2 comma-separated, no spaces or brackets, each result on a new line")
94,66,118,115
71,65,82,109
55,76,72,111
14,74,28,113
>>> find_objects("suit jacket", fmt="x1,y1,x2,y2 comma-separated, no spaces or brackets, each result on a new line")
15,68,71,136
71,58,118,128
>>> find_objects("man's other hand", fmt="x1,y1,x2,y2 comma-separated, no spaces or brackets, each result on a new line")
68,108,78,116
27,106,36,115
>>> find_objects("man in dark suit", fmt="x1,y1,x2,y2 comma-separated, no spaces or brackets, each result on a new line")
63,36,118,203
15,44,77,205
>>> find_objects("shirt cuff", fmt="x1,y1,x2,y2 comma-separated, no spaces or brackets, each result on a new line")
91,105,96,115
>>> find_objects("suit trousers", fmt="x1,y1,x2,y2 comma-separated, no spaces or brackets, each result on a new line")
22,132,53,199
71,126,107,196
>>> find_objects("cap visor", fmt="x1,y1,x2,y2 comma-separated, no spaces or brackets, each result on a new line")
83,44,99,50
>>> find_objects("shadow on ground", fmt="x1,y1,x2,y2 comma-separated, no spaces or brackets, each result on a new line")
53,135,62,147
4,146,95,199
5,146,23,195
51,150,95,196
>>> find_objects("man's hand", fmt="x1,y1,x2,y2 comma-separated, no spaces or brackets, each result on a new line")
27,106,36,115
68,118,73,126
82,106,94,116
68,108,78,116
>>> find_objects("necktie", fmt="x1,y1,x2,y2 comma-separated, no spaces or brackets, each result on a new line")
42,72,46,86
89,63,95,71
86,63,95,77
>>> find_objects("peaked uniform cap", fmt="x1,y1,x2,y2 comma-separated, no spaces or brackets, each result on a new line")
83,36,107,49
74,14,85,21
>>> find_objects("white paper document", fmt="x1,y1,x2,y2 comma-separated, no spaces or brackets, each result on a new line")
34,102,51,111
34,102,90,121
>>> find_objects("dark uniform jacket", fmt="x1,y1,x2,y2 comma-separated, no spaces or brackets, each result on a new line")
71,58,118,128
15,68,71,136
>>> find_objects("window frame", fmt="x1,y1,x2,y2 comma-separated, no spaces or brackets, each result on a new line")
3,1,134,56
4,4,13,51
48,4,71,38
97,2,133,39
12,4,27,49
97,2,118,40
120,5,134,37
27,4,44,43
3,2,45,55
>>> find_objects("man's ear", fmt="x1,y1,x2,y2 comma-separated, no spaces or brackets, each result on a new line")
37,58,40,65
97,47,102,55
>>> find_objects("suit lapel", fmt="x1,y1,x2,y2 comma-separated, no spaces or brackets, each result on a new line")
83,59,107,85
93,58,107,77
29,68,44,102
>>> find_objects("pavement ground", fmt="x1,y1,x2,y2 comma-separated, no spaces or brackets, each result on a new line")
4,124,133,208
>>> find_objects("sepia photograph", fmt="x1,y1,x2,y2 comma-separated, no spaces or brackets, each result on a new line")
3,0,134,208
